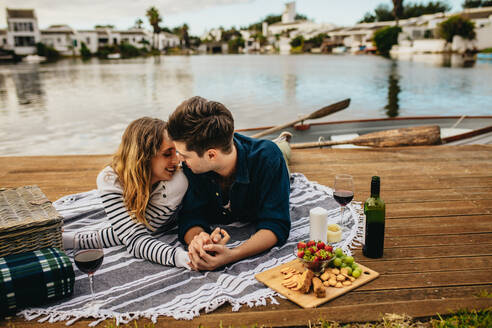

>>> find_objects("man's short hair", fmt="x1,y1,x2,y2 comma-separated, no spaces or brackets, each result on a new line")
167,96,234,157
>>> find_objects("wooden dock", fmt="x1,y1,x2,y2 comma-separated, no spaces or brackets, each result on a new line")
1,144,491,327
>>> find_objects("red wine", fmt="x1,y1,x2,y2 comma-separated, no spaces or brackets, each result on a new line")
362,221,385,258
334,191,354,206
74,250,104,274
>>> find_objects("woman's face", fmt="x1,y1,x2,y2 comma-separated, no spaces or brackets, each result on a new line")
150,133,179,184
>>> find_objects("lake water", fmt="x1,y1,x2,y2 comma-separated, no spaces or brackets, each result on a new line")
0,54,491,156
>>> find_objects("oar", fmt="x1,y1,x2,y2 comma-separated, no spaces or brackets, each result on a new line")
291,125,442,149
251,98,350,139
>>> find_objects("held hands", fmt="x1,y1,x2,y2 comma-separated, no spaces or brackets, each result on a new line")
187,228,232,271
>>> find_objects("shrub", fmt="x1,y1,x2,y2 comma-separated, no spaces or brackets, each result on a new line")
305,33,328,48
96,45,118,58
228,37,245,53
373,26,402,57
119,43,141,58
80,42,91,59
290,35,304,48
437,15,476,43
36,42,60,60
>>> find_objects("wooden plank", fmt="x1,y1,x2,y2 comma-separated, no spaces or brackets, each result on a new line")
354,269,491,291
356,256,492,274
0,145,491,328
384,233,492,248
352,244,492,261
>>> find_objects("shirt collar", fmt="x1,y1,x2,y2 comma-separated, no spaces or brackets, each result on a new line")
233,133,250,184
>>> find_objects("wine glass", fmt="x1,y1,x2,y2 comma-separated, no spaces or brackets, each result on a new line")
73,231,104,307
334,174,354,226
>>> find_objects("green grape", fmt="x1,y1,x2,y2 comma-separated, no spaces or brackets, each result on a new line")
334,248,344,257
344,256,354,265
346,267,353,275
340,262,348,268
352,269,361,278
333,257,342,267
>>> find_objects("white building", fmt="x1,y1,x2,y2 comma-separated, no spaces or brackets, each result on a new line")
0,29,7,47
157,31,180,49
282,2,296,24
41,25,76,56
5,8,41,55
75,30,99,53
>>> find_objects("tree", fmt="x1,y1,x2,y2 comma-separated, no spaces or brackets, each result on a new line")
95,24,115,29
359,12,376,23
437,15,476,43
146,6,162,49
404,1,451,18
134,18,143,29
392,0,404,25
373,26,402,57
462,0,482,8
181,23,190,48
359,1,452,23
374,4,395,21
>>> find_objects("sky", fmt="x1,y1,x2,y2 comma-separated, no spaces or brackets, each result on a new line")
1,0,465,36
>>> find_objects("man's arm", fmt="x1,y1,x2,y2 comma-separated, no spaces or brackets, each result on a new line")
192,229,277,271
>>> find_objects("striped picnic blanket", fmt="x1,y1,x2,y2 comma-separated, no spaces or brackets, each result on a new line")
0,248,74,316
19,173,364,326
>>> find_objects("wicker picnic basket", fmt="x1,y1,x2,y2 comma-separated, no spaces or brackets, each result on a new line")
0,185,63,257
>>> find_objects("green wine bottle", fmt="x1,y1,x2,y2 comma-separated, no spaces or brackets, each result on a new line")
363,176,385,258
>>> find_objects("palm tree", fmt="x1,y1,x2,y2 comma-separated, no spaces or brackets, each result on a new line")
146,6,162,49
134,18,143,29
392,0,404,26
181,23,190,49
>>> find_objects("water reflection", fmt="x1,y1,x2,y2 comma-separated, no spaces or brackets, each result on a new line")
384,61,400,118
393,53,476,68
11,65,45,107
0,74,7,109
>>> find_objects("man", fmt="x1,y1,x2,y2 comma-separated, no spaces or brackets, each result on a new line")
167,96,291,271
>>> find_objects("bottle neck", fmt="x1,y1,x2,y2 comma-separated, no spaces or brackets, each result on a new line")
370,177,380,198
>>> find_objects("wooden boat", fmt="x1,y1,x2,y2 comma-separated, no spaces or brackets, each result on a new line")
237,116,492,147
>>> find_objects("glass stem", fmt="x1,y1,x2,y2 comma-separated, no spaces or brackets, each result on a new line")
340,205,345,225
89,273,95,301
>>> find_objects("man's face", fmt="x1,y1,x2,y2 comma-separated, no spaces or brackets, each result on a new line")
174,141,211,174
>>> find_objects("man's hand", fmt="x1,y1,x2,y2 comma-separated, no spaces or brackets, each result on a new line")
187,228,231,270
210,227,230,245
191,244,237,271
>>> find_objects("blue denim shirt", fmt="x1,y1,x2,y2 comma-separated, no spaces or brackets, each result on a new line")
178,133,291,246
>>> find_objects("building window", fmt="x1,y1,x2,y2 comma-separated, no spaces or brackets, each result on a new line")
86,37,90,44
14,36,35,47
28,22,33,31
57,37,61,43
73,39,78,47
99,38,108,44
113,38,117,44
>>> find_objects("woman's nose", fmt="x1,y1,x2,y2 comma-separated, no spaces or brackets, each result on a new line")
171,152,180,164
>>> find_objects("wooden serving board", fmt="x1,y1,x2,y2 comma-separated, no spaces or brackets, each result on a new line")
255,259,379,308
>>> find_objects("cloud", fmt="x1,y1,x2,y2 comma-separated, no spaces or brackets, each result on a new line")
0,0,254,29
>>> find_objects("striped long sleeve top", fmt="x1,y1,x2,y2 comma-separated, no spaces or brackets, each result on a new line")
97,166,189,267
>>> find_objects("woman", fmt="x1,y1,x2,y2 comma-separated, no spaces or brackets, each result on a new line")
64,117,227,269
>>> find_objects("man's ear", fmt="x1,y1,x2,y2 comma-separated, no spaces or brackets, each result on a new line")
207,149,218,161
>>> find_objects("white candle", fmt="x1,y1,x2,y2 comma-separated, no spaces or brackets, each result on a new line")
309,207,328,243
